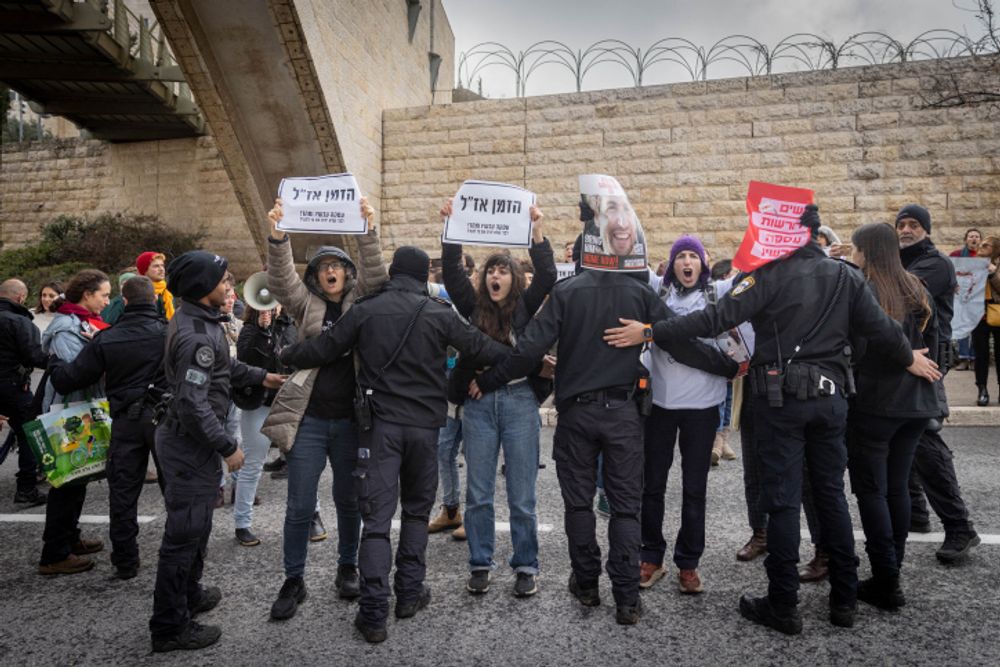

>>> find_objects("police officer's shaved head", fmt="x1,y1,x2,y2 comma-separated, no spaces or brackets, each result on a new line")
121,275,156,305
0,279,28,301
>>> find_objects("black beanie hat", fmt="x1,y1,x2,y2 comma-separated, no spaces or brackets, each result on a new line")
167,250,229,300
390,246,430,282
896,204,931,234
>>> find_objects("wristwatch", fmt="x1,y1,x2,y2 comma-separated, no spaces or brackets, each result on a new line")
642,324,653,343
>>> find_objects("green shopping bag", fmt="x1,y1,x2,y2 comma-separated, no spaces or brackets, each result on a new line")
24,399,112,488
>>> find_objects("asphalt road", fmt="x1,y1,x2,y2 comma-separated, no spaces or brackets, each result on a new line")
0,425,997,666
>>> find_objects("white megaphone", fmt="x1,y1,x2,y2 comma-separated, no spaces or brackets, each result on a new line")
243,271,278,311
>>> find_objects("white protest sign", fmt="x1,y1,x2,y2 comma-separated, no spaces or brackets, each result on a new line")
556,262,576,280
443,180,535,248
276,173,368,234
951,257,989,340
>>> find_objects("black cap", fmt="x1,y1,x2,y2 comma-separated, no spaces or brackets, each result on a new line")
167,250,228,300
389,246,430,282
896,204,931,234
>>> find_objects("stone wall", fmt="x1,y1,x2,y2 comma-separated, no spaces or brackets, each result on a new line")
381,56,1000,263
0,136,260,276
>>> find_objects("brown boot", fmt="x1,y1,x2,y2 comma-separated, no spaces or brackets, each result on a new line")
711,433,723,466
428,505,462,533
720,429,737,460
39,553,94,576
736,529,767,561
452,524,467,541
798,547,829,582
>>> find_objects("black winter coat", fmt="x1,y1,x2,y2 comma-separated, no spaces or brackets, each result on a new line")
233,314,297,410
900,238,956,340
0,298,47,385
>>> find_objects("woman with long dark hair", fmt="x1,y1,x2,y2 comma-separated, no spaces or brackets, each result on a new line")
847,222,939,610
439,198,556,598
971,236,1000,405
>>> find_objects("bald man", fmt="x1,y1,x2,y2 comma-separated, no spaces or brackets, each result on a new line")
0,279,49,506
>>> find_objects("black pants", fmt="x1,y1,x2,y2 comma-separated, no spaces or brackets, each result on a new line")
107,411,164,570
149,428,217,639
640,405,717,569
908,429,973,533
40,482,88,564
848,414,927,576
738,381,767,532
356,418,438,627
0,380,40,492
553,398,643,607
971,318,1000,387
752,394,858,610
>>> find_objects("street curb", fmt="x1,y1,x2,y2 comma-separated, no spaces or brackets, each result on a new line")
538,406,1000,427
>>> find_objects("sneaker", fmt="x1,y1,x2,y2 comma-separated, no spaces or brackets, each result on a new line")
830,603,856,628
309,512,328,542
452,524,467,541
235,528,260,547
13,487,47,506
70,537,103,555
395,584,431,619
151,621,222,653
467,570,491,594
262,457,287,473
678,569,703,594
596,493,610,518
568,572,600,607
270,577,307,620
513,572,538,598
936,530,981,564
354,612,387,643
335,564,360,600
189,586,222,615
639,561,665,589
38,554,94,576
616,598,643,625
428,505,462,533
270,466,289,480
738,594,802,635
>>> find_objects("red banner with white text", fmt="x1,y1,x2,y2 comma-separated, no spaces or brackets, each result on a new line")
732,181,815,273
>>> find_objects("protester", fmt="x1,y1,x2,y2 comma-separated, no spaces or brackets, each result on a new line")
37,269,111,575
149,250,284,653
0,278,48,506
971,236,1000,405
951,229,982,370
280,245,510,643
32,280,62,332
101,269,138,325
439,197,556,598
136,251,174,320
263,197,388,619
846,223,939,611
48,275,168,579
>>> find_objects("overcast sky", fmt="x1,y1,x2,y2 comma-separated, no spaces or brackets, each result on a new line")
440,0,992,97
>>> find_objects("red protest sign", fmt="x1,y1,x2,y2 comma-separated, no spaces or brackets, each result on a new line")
732,181,815,273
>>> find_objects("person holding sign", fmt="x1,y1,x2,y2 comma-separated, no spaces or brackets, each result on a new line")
262,197,389,620
439,198,556,599
649,205,941,635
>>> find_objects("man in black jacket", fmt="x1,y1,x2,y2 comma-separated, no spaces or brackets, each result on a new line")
48,276,166,579
652,205,940,635
0,278,48,506
281,246,509,644
896,204,980,563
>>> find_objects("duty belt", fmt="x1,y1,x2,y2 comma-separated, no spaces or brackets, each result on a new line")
748,363,840,400
574,387,633,405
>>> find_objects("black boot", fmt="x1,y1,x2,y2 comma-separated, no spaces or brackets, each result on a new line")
977,385,989,406
336,564,361,600
858,574,905,611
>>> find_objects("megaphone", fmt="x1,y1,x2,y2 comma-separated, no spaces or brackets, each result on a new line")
243,271,278,311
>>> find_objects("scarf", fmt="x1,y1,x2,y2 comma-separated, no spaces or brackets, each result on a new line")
152,279,175,320
56,302,110,332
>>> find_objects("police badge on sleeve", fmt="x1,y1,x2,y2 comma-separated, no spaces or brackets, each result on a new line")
731,276,755,296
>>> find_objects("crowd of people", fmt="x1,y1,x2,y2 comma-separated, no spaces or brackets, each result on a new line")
0,193,995,651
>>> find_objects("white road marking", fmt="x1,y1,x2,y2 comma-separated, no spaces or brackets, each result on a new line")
393,520,554,532
0,513,157,525
802,530,1000,545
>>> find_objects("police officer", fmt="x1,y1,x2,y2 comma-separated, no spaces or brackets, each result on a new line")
0,279,48,506
469,203,737,626
280,246,509,644
895,204,980,562
650,205,941,634
48,276,167,580
149,251,284,653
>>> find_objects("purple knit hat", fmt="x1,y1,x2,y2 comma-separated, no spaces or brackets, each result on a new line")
668,235,710,287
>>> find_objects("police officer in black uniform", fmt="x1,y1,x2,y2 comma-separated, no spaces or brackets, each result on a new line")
280,246,509,644
469,204,737,626
149,251,284,653
895,204,980,562
651,205,941,634
48,276,167,580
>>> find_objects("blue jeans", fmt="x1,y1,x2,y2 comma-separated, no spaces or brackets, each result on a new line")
717,382,733,431
436,414,463,508
233,406,270,529
462,382,540,574
283,415,361,576
957,335,974,361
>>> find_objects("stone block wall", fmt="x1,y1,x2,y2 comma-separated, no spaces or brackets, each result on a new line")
381,56,1000,263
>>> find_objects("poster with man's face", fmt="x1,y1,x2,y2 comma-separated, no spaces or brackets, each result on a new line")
579,174,648,272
